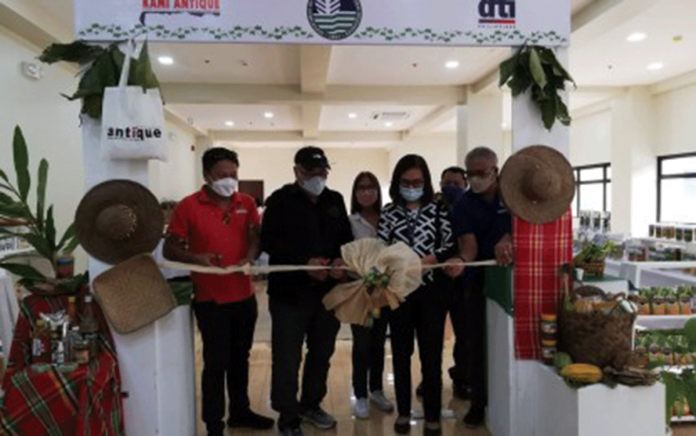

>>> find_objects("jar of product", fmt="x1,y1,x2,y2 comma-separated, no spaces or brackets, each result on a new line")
541,339,557,365
55,255,75,279
685,227,694,243
73,340,90,365
649,224,656,238
540,313,558,340
656,225,664,239
677,227,684,242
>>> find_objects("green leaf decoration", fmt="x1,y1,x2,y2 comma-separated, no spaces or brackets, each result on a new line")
12,126,31,202
45,205,56,251
36,159,48,231
22,233,53,260
499,46,575,130
39,41,105,64
129,42,161,90
529,48,547,90
0,263,45,281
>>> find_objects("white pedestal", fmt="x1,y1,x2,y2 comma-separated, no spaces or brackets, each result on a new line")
536,364,665,436
487,298,666,436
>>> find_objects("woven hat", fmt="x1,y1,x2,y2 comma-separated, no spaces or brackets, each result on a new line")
93,254,176,334
75,180,163,264
499,145,575,224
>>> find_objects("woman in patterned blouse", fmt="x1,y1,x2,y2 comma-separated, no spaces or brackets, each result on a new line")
378,155,465,435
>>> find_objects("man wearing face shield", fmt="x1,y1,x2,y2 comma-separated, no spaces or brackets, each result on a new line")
261,146,354,436
164,148,273,436
452,147,513,429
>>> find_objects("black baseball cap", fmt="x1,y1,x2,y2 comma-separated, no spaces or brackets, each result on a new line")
294,146,331,170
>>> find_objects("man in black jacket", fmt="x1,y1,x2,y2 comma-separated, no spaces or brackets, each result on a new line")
261,146,353,436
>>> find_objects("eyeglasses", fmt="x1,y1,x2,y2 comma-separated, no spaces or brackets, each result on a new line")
400,179,425,188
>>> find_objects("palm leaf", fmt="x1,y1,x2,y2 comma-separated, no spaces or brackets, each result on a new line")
21,233,53,260
529,48,547,90
45,205,56,251
36,159,48,230
57,223,76,252
0,192,14,205
63,235,80,254
0,262,46,280
0,169,8,183
12,126,31,202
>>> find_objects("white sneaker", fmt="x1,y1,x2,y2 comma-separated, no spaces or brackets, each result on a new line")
354,398,370,419
369,390,395,412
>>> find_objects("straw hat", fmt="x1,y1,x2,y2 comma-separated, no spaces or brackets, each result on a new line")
75,180,164,264
499,145,575,224
93,254,176,334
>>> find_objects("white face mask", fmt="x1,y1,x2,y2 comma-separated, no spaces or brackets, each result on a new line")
210,177,238,198
469,173,495,194
300,176,327,197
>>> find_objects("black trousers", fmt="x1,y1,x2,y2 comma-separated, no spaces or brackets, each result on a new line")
390,284,447,423
270,294,340,430
447,275,470,387
350,307,389,399
464,279,487,409
193,296,258,433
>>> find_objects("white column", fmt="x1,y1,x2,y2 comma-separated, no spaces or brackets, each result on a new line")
82,113,196,435
457,90,505,166
489,47,571,436
610,87,656,236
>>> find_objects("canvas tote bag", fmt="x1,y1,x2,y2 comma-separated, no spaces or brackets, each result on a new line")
100,40,168,161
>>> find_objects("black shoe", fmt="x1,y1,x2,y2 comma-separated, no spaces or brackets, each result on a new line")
280,426,303,436
415,382,423,398
424,422,442,436
205,425,224,436
227,409,275,429
463,406,485,429
452,383,471,401
394,417,411,434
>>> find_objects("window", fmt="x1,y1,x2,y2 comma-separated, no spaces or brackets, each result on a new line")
657,153,696,223
571,163,611,216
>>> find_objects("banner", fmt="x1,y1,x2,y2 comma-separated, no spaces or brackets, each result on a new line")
75,0,570,46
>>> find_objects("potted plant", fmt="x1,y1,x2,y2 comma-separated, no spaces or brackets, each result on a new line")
0,126,86,295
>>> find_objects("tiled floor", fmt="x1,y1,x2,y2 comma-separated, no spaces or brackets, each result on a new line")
194,282,696,436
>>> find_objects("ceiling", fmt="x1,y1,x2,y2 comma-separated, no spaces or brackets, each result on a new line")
17,0,696,149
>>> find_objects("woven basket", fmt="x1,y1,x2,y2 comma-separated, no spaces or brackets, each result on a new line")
559,308,636,368
581,261,605,277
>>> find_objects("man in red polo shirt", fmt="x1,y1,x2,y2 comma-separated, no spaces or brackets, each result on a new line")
164,147,274,436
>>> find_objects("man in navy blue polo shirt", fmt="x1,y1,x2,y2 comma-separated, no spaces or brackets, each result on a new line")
452,146,513,429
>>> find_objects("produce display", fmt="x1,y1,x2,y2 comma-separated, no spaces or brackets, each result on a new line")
630,286,695,316
573,242,615,276
634,332,695,367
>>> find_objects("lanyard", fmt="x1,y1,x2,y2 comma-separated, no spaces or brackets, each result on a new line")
405,207,421,247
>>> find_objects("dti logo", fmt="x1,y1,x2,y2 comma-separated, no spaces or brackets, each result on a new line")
478,0,516,27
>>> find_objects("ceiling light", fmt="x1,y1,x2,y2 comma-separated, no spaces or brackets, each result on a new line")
264,112,274,119
384,122,393,127
647,62,664,71
348,113,358,119
158,56,174,65
445,61,460,69
626,32,646,43
225,121,235,126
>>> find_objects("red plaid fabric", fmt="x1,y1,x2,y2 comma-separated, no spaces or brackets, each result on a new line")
513,210,573,360
0,288,124,435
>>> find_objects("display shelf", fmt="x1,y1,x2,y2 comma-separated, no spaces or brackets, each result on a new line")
636,315,696,330
641,238,696,250
671,416,696,423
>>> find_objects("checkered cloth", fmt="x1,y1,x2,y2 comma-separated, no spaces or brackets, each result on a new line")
1,289,124,435
513,210,573,360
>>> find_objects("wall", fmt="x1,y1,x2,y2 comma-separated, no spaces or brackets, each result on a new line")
230,146,391,206
389,135,458,189
569,109,612,166
655,83,696,156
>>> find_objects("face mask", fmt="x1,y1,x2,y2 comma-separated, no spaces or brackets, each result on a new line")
400,187,424,203
210,177,238,197
300,176,327,197
441,186,465,205
469,173,495,194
